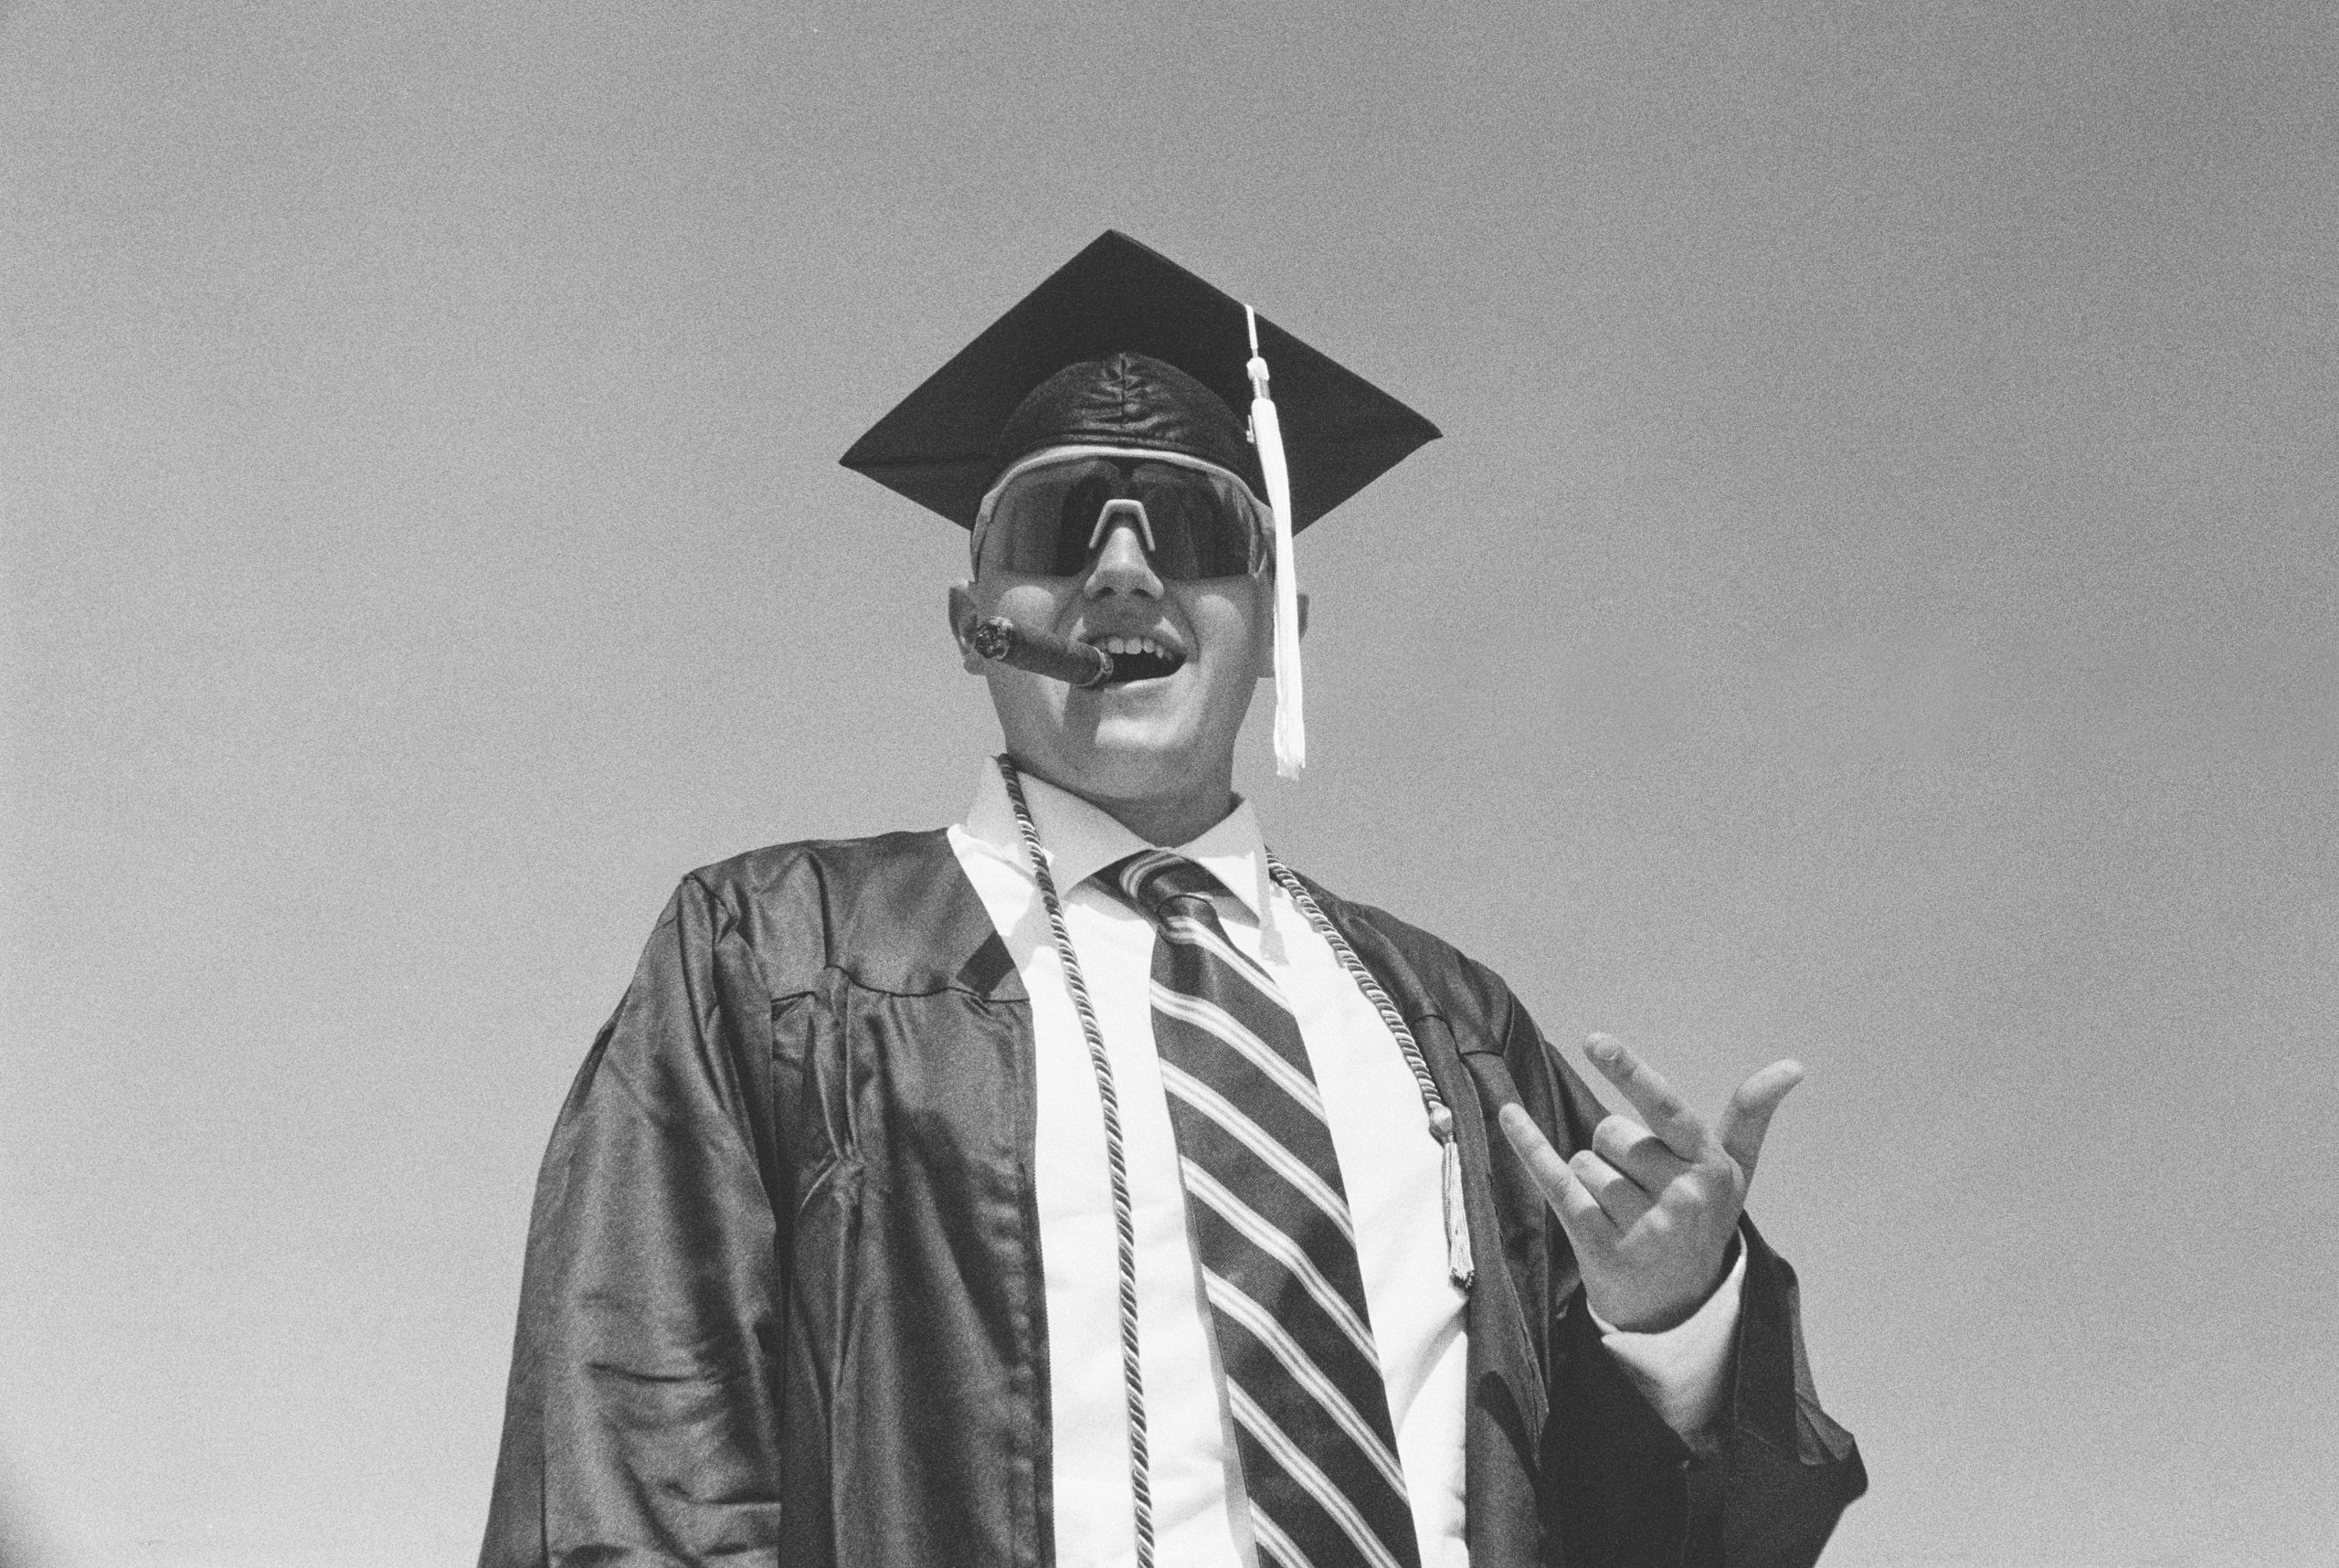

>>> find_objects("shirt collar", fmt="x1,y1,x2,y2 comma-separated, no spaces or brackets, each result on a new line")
960,758,1272,922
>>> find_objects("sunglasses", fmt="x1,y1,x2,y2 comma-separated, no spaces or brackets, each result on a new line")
976,455,1267,581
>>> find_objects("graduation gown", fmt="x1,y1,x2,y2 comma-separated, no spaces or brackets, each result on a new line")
480,830,1867,1567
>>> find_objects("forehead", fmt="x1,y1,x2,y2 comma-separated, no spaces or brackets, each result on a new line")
983,444,1265,506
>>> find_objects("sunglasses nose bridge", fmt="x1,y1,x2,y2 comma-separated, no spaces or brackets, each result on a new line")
1085,495,1156,556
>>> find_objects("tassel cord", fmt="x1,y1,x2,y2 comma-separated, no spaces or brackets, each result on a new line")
997,752,1476,1568
1245,304,1306,779
1265,852,1476,1292
998,757,1159,1568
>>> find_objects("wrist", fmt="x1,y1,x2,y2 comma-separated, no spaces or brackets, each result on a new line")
1589,1232,1743,1335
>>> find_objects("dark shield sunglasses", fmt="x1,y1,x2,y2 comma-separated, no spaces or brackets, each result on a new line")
975,455,1268,581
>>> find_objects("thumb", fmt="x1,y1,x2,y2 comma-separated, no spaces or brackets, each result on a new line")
1715,1059,1804,1176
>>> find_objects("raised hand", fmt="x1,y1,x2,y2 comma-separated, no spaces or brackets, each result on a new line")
1498,1033,1803,1332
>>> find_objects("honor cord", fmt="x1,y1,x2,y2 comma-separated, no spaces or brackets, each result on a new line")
996,755,1477,1568
997,757,1158,1568
1265,853,1476,1291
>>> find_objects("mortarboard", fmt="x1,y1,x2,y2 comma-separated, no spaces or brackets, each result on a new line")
841,229,1439,776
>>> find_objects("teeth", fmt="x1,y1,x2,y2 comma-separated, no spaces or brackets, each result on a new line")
1101,636,1170,659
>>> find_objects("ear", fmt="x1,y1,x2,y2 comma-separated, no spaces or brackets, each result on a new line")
1253,588,1309,678
947,582,989,675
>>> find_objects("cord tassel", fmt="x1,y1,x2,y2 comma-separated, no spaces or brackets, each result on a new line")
1432,1105,1475,1290
1245,306,1305,778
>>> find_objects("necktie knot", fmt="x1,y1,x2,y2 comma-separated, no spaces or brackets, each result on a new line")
1101,850,1226,923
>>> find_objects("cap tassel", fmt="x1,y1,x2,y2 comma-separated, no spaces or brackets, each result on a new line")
1246,306,1304,779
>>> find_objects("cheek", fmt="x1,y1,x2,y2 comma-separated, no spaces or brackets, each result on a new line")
984,666,1070,751
1186,584,1267,655
980,578,1085,635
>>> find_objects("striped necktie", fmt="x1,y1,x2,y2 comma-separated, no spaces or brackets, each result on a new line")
1100,850,1420,1568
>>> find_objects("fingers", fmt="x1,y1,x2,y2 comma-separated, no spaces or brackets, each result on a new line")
1498,1103,1614,1245
1503,1106,1653,1233
1583,1033,1707,1160
1592,1112,1689,1191
1572,1150,1655,1229
1716,1059,1805,1175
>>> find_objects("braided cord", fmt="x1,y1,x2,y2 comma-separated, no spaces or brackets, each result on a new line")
995,757,1157,1568
1265,852,1476,1290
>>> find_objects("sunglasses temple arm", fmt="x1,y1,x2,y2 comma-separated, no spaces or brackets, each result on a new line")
964,615,1116,690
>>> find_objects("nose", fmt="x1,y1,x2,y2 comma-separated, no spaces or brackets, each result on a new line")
1084,516,1163,599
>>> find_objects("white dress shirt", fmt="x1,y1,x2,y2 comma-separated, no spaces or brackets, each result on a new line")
948,763,1741,1568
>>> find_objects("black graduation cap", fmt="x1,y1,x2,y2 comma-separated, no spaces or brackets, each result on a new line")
839,230,1440,533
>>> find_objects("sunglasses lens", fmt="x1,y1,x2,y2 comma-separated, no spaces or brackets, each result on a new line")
1134,471,1254,578
983,460,1258,580
981,464,1094,576
1049,472,1116,575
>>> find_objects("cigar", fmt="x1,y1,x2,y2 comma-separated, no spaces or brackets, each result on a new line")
966,615,1115,689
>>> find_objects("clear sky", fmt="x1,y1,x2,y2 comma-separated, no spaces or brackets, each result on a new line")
3,2,2334,1564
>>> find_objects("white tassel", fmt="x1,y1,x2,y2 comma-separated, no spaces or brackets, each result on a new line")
1246,306,1305,779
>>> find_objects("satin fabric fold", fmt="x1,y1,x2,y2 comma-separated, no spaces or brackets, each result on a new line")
480,831,1865,1568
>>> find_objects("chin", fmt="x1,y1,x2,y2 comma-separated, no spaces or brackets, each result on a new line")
990,662,1253,813
1075,721,1202,790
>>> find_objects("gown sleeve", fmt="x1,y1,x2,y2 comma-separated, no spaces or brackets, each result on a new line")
478,873,788,1568
1494,995,1869,1568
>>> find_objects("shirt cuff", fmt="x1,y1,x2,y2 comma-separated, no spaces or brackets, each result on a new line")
1587,1241,1745,1439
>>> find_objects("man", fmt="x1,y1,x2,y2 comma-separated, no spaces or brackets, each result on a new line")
481,232,1866,1568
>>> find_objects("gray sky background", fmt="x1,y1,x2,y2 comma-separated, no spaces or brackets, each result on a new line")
4,2,2334,1564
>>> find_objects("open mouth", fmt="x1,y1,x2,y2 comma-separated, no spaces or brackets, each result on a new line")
1088,634,1187,685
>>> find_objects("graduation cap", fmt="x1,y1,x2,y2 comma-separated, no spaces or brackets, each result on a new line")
841,229,1440,777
